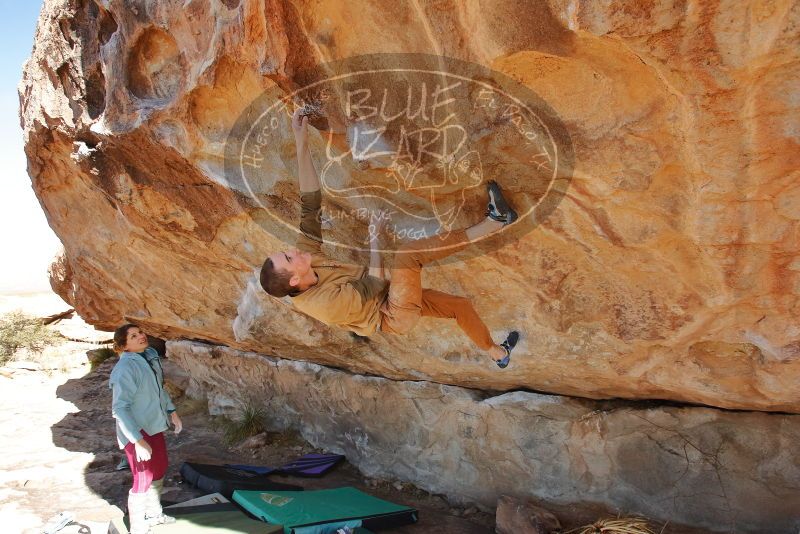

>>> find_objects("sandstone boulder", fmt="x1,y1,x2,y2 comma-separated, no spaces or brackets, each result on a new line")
18,1,800,411
495,495,561,534
168,340,800,534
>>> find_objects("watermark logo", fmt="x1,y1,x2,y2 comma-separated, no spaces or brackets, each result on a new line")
224,54,573,262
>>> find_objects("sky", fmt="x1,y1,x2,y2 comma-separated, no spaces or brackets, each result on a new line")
0,1,60,293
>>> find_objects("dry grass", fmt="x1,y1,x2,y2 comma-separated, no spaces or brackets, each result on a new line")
176,395,209,416
566,517,658,534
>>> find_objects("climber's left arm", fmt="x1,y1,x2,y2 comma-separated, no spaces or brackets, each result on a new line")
368,211,387,279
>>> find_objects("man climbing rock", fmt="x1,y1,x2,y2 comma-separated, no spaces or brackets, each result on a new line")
260,107,519,368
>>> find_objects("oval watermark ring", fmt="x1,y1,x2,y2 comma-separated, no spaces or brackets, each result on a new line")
224,53,574,264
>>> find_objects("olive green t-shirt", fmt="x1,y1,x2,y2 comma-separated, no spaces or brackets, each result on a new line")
290,190,388,336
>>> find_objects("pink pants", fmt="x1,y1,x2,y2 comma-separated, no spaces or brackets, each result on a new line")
123,430,168,493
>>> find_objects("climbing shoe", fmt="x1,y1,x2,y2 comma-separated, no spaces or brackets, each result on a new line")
495,330,520,369
486,180,518,225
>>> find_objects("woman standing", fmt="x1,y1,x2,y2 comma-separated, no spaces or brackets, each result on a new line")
110,324,183,534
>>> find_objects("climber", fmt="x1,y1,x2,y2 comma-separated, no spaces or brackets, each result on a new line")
260,107,519,368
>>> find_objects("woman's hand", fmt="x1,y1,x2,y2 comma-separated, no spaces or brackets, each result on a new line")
171,412,183,435
134,439,152,462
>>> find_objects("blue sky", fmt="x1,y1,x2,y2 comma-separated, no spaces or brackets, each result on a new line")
0,1,60,293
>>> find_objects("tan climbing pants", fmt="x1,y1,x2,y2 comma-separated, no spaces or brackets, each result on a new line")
379,230,495,351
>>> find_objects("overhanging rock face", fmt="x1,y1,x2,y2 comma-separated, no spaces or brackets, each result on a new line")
19,2,800,408
169,340,800,534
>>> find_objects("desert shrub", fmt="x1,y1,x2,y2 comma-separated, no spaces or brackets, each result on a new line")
86,347,117,369
221,402,267,445
0,311,62,366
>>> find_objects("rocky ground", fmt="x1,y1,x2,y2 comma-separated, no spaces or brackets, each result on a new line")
0,295,496,533
0,292,712,534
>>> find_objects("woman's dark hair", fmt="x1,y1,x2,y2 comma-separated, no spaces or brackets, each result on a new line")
113,323,139,353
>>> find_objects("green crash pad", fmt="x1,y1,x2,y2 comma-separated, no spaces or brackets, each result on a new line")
232,487,417,534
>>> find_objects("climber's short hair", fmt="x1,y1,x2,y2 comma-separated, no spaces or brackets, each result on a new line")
260,257,295,297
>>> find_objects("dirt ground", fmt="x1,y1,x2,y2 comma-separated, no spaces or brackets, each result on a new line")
0,295,497,533
0,292,709,534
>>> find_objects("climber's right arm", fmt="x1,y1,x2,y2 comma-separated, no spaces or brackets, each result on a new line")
293,107,323,253
293,106,320,194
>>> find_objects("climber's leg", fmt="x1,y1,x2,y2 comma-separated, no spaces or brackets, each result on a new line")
380,180,519,367
419,289,495,351
379,230,470,337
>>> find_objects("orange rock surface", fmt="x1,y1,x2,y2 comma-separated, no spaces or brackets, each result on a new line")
20,0,799,412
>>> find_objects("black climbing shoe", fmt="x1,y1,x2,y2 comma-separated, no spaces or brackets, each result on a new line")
486,180,518,225
495,330,519,369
